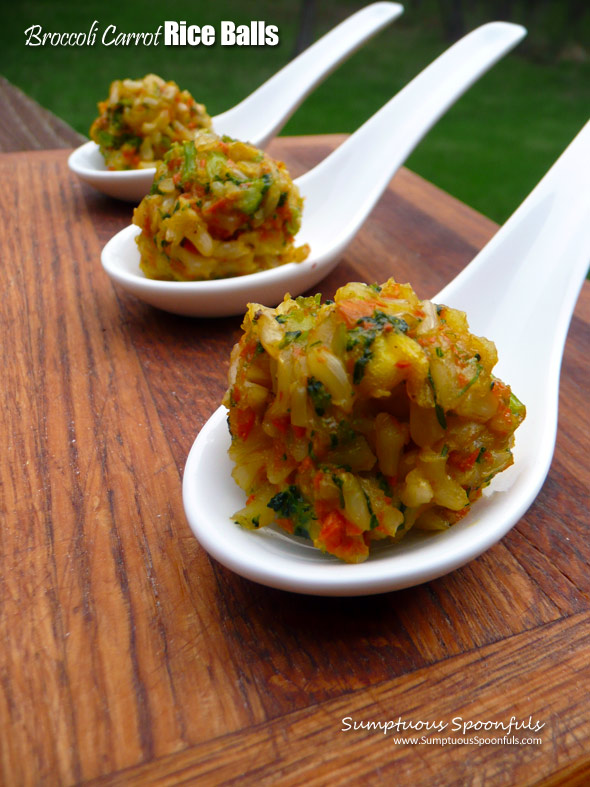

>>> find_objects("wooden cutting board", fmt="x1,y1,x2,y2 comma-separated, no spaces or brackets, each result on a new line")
0,138,589,786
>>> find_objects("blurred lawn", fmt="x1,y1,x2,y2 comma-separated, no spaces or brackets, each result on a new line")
3,0,590,224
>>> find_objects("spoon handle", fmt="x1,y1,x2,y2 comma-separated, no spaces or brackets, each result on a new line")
298,21,526,249
438,120,590,381
212,2,403,147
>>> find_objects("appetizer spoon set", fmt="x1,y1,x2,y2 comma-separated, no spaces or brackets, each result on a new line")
68,2,403,201
100,20,526,317
72,4,590,593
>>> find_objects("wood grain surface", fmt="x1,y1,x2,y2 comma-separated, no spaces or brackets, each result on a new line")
0,77,84,153
0,137,589,787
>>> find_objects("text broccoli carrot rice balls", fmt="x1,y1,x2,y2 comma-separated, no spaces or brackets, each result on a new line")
90,74,212,170
133,132,309,280
223,279,526,563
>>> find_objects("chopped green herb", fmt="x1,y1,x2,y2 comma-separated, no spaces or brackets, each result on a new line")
204,151,226,181
332,474,345,508
307,376,332,416
434,404,447,429
97,130,115,148
363,491,379,529
353,351,373,385
235,173,272,214
509,392,526,417
268,485,315,538
279,330,303,349
181,140,197,182
427,369,447,429
337,420,357,445
377,473,394,497
347,310,409,384
368,311,409,333
458,363,483,396
111,107,124,131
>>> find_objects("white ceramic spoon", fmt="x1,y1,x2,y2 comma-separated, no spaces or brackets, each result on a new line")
101,21,526,315
68,2,403,202
182,120,590,596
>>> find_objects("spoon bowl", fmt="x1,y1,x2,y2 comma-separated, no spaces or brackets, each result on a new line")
101,21,526,316
183,120,590,596
68,2,403,202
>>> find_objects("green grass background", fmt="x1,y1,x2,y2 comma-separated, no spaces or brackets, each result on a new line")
2,0,589,224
